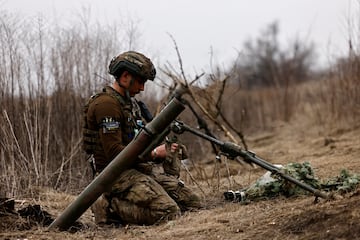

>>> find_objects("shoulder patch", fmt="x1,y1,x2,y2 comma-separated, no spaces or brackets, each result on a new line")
100,117,120,133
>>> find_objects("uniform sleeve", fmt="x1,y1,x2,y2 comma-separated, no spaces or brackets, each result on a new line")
88,95,127,161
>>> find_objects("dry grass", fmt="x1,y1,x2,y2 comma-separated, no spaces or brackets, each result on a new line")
1,112,359,239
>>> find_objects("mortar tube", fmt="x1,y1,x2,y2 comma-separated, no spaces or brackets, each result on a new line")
48,97,185,230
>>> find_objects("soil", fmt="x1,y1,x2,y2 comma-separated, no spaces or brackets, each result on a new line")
1,116,360,240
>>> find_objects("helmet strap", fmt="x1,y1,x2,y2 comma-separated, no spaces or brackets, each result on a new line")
125,77,136,101
125,89,131,101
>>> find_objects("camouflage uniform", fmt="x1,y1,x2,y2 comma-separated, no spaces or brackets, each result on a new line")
84,84,201,225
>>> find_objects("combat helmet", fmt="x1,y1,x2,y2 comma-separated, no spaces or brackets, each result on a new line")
108,51,156,80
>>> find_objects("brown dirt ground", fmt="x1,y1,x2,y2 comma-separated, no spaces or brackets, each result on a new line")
1,116,360,240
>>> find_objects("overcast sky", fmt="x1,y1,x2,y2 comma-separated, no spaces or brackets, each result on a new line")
2,0,357,74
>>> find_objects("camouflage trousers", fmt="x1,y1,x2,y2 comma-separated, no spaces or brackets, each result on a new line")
91,168,201,225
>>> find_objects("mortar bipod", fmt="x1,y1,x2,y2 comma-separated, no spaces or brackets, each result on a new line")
170,120,329,200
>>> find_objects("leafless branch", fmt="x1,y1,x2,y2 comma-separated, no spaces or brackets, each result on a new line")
167,33,188,84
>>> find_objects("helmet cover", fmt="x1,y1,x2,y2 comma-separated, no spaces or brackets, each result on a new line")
108,51,156,80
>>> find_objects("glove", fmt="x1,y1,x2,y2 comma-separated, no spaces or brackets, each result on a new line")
163,142,188,178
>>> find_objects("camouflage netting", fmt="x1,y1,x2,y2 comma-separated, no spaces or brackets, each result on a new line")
224,162,360,202
321,169,360,193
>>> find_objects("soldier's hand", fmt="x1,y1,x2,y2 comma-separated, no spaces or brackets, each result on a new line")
152,143,178,160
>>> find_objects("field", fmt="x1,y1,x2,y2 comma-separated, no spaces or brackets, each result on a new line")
1,9,359,239
1,110,359,240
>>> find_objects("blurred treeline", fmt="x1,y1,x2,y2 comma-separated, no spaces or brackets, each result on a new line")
0,11,359,197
